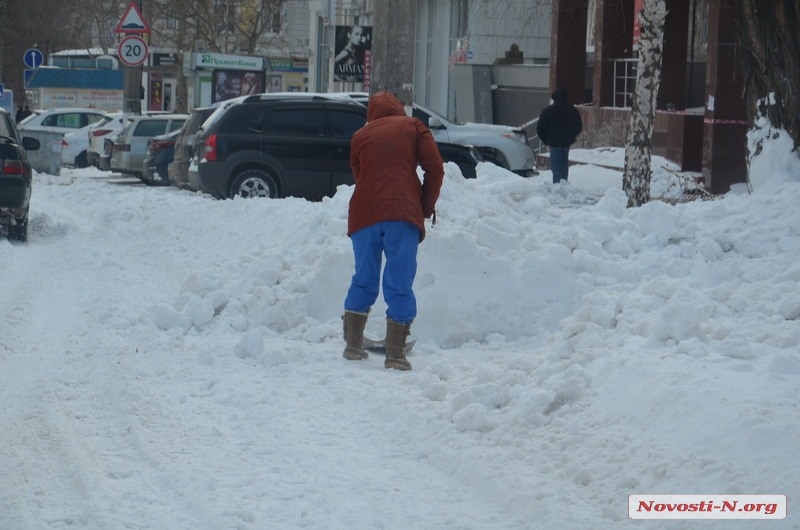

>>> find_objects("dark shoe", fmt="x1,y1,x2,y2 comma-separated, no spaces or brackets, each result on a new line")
384,319,412,371
342,310,369,360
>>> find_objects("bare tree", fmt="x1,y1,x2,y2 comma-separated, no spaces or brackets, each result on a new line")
622,0,667,208
83,0,129,54
736,0,800,151
0,0,92,106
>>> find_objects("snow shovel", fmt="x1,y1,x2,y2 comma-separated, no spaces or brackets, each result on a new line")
362,335,416,355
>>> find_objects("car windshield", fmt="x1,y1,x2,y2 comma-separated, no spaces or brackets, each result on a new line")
414,104,459,125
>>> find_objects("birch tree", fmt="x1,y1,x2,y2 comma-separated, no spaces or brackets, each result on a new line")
622,0,667,208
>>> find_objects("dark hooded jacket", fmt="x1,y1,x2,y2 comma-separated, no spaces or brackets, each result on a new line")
348,91,444,242
536,88,583,148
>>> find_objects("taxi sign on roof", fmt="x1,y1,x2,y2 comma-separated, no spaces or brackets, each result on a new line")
115,1,150,34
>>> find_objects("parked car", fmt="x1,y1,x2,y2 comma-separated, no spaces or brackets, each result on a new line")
98,134,118,172
0,107,41,243
188,95,485,200
88,112,127,168
18,107,108,134
341,92,536,177
436,142,483,179
141,129,180,186
173,95,346,191
411,103,536,177
192,98,363,199
60,123,94,168
167,104,218,189
110,114,187,181
60,114,120,168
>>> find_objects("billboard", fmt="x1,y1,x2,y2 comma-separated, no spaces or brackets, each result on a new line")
212,70,265,103
334,25,372,83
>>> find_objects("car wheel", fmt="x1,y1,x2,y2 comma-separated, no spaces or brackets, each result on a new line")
7,215,28,244
76,151,89,168
155,165,171,186
229,168,279,199
478,149,509,170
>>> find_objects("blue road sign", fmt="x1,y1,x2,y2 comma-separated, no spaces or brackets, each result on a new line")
0,90,13,113
24,48,44,69
24,69,35,87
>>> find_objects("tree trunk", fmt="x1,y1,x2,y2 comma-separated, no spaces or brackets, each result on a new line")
622,0,667,208
371,0,417,105
736,0,800,151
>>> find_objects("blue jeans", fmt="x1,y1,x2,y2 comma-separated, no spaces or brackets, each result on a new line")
550,146,569,183
344,221,420,324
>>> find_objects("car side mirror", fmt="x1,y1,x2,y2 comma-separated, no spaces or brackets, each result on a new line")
428,117,443,129
22,137,41,151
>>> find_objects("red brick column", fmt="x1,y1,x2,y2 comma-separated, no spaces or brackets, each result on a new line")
702,0,748,193
550,0,589,104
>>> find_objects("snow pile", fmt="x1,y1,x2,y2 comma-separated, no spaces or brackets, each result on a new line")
2,132,796,529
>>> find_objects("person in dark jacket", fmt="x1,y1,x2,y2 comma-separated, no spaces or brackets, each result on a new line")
16,105,32,124
342,91,444,371
536,88,583,183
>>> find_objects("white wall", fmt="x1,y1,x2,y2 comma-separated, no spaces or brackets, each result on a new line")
466,0,551,65
414,0,454,114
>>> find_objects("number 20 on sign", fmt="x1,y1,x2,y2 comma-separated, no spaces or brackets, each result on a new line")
118,35,148,67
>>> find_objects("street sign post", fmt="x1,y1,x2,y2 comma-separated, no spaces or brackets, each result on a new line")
115,1,150,34
23,48,44,69
117,35,148,67
116,2,150,115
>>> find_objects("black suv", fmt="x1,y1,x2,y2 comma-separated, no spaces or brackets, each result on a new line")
193,95,483,200
0,107,40,243
195,97,367,200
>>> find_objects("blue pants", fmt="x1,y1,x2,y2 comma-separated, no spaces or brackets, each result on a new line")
344,221,419,324
550,146,569,183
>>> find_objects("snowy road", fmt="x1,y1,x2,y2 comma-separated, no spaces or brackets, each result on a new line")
0,173,539,529
1,162,797,529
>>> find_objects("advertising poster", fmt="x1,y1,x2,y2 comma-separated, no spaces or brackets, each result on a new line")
334,25,372,83
212,70,265,103
149,73,163,111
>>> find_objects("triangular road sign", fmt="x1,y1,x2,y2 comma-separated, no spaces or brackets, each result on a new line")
115,1,150,34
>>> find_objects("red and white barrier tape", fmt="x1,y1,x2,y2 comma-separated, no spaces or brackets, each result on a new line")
703,118,749,125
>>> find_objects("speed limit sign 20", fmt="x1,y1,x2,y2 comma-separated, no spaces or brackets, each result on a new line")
118,35,148,67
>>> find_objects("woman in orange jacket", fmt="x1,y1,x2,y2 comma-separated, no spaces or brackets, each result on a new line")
342,91,444,370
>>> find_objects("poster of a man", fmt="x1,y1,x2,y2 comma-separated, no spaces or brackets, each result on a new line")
334,25,372,82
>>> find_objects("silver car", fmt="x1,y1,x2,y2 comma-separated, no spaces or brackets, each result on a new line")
109,114,187,180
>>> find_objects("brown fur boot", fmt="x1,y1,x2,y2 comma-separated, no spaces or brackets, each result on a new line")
342,310,369,360
384,319,412,371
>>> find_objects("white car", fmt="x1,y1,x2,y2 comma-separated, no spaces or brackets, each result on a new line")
88,112,127,168
411,103,536,177
341,92,536,176
18,107,108,134
60,120,108,168
110,114,188,180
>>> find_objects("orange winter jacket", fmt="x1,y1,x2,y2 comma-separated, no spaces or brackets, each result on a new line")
348,91,444,242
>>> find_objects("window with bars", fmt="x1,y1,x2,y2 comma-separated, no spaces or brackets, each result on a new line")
612,58,637,108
